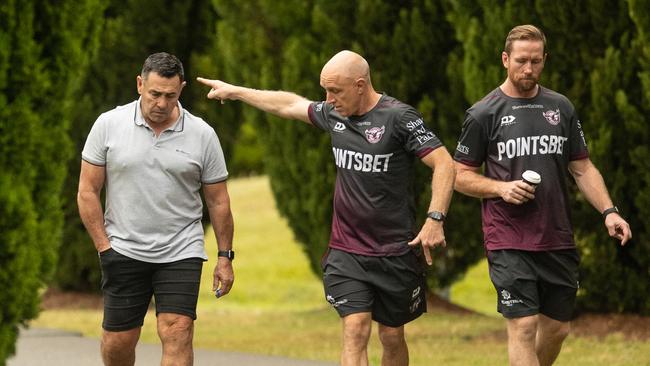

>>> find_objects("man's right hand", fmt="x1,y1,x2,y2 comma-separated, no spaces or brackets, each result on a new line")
196,77,235,103
499,180,536,204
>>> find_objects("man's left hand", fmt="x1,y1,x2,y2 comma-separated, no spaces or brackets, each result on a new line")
213,257,234,298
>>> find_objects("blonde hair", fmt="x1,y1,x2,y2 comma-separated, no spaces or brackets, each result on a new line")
504,25,546,54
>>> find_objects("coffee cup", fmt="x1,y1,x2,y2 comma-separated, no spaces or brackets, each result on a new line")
522,170,541,186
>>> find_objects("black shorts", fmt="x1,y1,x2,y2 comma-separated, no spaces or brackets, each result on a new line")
487,249,580,322
99,248,203,332
322,248,427,327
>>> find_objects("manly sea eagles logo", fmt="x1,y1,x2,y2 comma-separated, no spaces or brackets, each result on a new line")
365,126,386,144
543,109,561,125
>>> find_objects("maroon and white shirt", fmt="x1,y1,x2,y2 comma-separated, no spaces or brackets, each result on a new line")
454,86,589,251
308,94,443,256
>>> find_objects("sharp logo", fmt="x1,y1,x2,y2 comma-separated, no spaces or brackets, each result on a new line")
500,115,516,126
333,122,346,132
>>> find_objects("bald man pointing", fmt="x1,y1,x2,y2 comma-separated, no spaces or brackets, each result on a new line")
198,50,454,366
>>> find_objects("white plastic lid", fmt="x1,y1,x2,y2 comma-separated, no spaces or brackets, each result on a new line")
522,170,541,185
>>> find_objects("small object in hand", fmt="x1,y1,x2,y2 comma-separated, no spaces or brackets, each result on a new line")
215,289,222,298
522,170,541,186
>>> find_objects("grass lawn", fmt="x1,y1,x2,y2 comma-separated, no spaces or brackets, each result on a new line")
34,176,650,365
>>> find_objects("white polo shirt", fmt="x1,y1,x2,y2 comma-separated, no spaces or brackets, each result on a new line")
82,99,228,262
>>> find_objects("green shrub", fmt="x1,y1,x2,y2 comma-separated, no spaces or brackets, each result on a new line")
0,1,105,362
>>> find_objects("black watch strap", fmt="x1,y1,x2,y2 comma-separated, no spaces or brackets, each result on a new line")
218,250,235,261
427,211,446,222
602,206,619,219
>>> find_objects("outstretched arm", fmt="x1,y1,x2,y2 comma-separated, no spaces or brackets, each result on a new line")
568,158,632,245
196,77,313,124
408,147,455,265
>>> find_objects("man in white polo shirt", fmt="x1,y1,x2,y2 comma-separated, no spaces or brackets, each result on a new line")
78,52,234,366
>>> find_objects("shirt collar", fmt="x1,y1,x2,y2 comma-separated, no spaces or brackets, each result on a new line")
134,97,185,132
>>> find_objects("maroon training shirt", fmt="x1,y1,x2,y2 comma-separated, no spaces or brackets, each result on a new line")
454,86,589,251
309,94,443,256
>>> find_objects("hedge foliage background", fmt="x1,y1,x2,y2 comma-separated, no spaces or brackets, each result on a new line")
1,0,648,362
0,0,105,362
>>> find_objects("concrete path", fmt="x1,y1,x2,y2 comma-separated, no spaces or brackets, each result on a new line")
8,328,337,366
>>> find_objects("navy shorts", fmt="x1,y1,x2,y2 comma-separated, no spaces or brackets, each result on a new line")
322,248,427,327
487,249,579,322
99,248,203,332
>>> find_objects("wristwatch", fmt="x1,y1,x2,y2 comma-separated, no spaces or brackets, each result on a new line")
601,206,619,219
427,211,446,222
218,250,235,261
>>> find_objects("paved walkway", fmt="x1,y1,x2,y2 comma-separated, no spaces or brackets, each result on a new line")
8,328,337,366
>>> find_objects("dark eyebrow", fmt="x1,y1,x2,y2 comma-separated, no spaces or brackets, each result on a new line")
150,90,177,97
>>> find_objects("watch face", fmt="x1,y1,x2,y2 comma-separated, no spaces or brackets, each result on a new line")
428,211,444,221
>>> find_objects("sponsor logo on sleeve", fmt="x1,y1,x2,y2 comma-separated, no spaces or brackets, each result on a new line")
333,122,346,132
577,120,587,147
543,109,561,125
405,117,437,145
406,118,424,131
315,102,324,112
456,142,469,154
365,126,385,143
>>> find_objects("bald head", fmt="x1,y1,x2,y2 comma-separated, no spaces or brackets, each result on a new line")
321,50,371,83
319,50,380,117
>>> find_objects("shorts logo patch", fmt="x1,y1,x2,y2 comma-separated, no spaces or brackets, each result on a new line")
411,286,421,299
500,289,523,307
365,126,385,143
543,109,561,125
326,294,348,308
500,289,511,300
409,296,422,313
